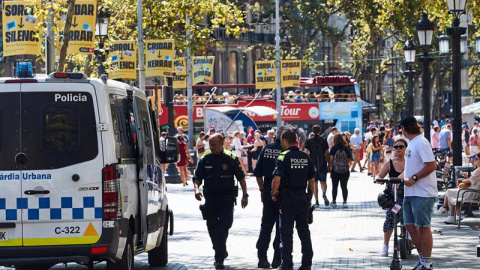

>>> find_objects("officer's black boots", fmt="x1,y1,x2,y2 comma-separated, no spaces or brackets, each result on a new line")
276,264,293,270
271,254,281,268
257,257,271,268
214,261,225,269
298,265,311,270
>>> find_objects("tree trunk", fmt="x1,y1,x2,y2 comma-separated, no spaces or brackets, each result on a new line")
58,0,76,72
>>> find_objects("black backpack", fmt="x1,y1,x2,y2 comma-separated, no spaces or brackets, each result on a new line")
333,147,349,174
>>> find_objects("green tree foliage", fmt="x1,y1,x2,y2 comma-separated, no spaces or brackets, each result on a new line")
34,0,246,76
251,0,348,70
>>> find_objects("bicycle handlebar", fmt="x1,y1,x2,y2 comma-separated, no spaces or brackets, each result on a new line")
374,178,403,185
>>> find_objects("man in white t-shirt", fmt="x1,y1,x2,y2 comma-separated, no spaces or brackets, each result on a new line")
401,116,437,270
326,127,338,151
349,128,363,172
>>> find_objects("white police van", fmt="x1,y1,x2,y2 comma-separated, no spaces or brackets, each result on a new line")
0,63,177,270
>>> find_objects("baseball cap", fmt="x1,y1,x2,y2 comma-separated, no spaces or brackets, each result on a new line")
462,124,468,129
298,128,304,133
475,121,479,124
446,118,451,122
400,116,418,128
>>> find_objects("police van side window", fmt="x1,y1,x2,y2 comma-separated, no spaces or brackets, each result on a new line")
109,94,136,159
44,107,79,152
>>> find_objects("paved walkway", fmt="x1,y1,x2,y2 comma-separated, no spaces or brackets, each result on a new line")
3,171,480,269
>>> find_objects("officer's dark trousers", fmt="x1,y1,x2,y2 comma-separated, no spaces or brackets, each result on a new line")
205,195,235,263
278,194,313,267
256,191,280,259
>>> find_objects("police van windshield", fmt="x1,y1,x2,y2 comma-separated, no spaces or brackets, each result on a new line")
0,91,98,170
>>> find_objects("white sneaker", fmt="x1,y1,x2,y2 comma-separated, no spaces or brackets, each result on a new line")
434,206,446,215
381,245,388,257
443,215,455,224
456,215,463,221
342,202,348,208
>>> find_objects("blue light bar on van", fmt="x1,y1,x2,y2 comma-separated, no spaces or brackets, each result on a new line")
16,62,33,78
51,72,86,79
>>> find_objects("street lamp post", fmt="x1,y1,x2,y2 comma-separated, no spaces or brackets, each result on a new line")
403,38,417,116
376,92,381,119
447,0,467,166
95,7,111,76
416,13,435,142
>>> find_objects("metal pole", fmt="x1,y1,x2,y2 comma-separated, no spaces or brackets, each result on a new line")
186,16,193,150
450,17,464,167
275,0,282,128
137,0,145,91
165,77,182,183
406,64,415,116
422,50,431,142
45,1,55,74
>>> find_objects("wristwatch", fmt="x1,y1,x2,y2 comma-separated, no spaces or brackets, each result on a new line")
243,193,249,198
412,175,418,181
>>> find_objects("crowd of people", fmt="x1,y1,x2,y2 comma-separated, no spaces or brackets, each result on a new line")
172,89,358,105
168,115,480,270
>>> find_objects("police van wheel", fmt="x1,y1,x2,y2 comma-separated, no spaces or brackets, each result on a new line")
148,217,168,266
107,228,134,270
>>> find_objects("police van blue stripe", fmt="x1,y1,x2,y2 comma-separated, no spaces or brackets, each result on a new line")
0,196,102,221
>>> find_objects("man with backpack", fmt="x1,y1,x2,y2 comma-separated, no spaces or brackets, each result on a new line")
304,125,330,208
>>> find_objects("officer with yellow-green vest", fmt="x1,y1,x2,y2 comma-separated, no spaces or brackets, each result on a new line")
271,129,315,270
193,133,248,269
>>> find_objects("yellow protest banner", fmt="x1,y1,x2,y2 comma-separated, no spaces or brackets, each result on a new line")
145,39,175,78
173,57,186,89
109,40,137,80
255,60,276,89
192,56,215,85
2,1,41,57
58,0,97,54
280,60,301,88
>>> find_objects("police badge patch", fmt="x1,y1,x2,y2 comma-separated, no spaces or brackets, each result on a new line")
223,164,228,170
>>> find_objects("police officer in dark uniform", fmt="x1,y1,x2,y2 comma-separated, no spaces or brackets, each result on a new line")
254,126,290,268
271,129,315,270
193,133,248,269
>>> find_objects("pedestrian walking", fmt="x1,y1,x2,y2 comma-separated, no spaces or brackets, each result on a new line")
328,134,353,208
304,125,330,208
196,132,206,159
271,129,315,270
326,127,338,151
370,134,383,177
376,139,407,257
431,126,440,150
462,124,471,156
469,128,480,155
177,135,193,186
400,116,437,270
254,126,289,269
349,128,363,172
193,134,249,269
251,132,266,171
439,124,453,162
298,128,307,150
383,130,394,161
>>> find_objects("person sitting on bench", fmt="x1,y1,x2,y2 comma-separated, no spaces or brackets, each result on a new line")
435,153,480,224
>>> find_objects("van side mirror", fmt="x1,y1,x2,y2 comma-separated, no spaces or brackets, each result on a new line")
163,137,179,164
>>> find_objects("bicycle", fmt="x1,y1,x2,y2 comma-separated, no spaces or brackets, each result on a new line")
375,177,415,269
